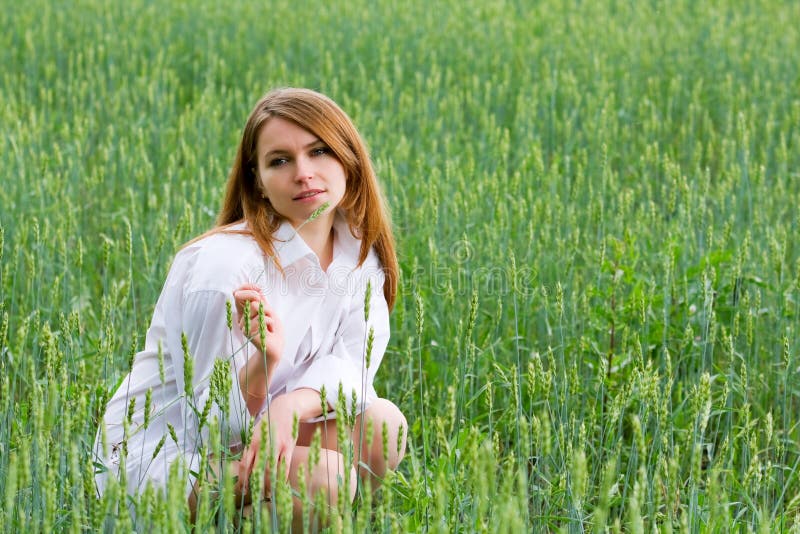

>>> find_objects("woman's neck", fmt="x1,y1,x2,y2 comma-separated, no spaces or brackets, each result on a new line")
297,215,335,271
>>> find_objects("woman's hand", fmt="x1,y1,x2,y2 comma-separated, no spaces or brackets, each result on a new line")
233,284,284,367
234,284,284,416
238,397,297,495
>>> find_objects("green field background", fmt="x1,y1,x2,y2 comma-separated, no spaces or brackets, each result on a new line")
2,0,800,531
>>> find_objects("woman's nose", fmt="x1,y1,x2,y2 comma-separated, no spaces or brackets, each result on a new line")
294,157,313,181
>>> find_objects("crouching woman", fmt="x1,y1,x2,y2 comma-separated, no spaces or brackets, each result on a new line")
93,88,407,529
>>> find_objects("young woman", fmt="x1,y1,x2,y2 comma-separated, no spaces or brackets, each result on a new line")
94,88,407,525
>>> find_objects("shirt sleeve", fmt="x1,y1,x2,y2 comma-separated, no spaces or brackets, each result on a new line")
169,289,254,453
285,269,390,421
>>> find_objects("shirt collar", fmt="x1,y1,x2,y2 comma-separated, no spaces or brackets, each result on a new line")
272,220,315,267
271,210,361,269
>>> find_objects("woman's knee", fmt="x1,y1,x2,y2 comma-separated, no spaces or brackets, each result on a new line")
363,399,407,469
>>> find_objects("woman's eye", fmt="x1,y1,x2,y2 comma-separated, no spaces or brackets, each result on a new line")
268,157,288,167
311,146,330,157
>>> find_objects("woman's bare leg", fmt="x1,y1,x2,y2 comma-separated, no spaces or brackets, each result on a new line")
288,446,356,531
188,446,356,530
297,398,408,491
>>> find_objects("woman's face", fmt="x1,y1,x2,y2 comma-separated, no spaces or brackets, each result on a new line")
255,117,347,227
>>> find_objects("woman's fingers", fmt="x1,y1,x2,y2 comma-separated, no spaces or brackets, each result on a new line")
237,283,261,292
238,447,253,492
233,288,264,316
239,316,277,342
234,291,279,325
280,447,293,480
253,300,278,320
234,288,280,349
233,287,261,302
272,427,295,481
233,288,284,362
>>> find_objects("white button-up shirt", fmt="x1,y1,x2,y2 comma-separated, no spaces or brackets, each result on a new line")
94,212,389,497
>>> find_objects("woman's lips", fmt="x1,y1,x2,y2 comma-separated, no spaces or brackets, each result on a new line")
293,189,324,201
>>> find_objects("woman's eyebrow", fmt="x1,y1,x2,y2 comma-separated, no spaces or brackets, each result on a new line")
263,138,323,158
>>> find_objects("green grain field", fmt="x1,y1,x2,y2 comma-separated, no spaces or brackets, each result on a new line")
2,0,800,531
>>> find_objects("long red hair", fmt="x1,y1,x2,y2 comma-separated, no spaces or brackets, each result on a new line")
202,88,398,309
